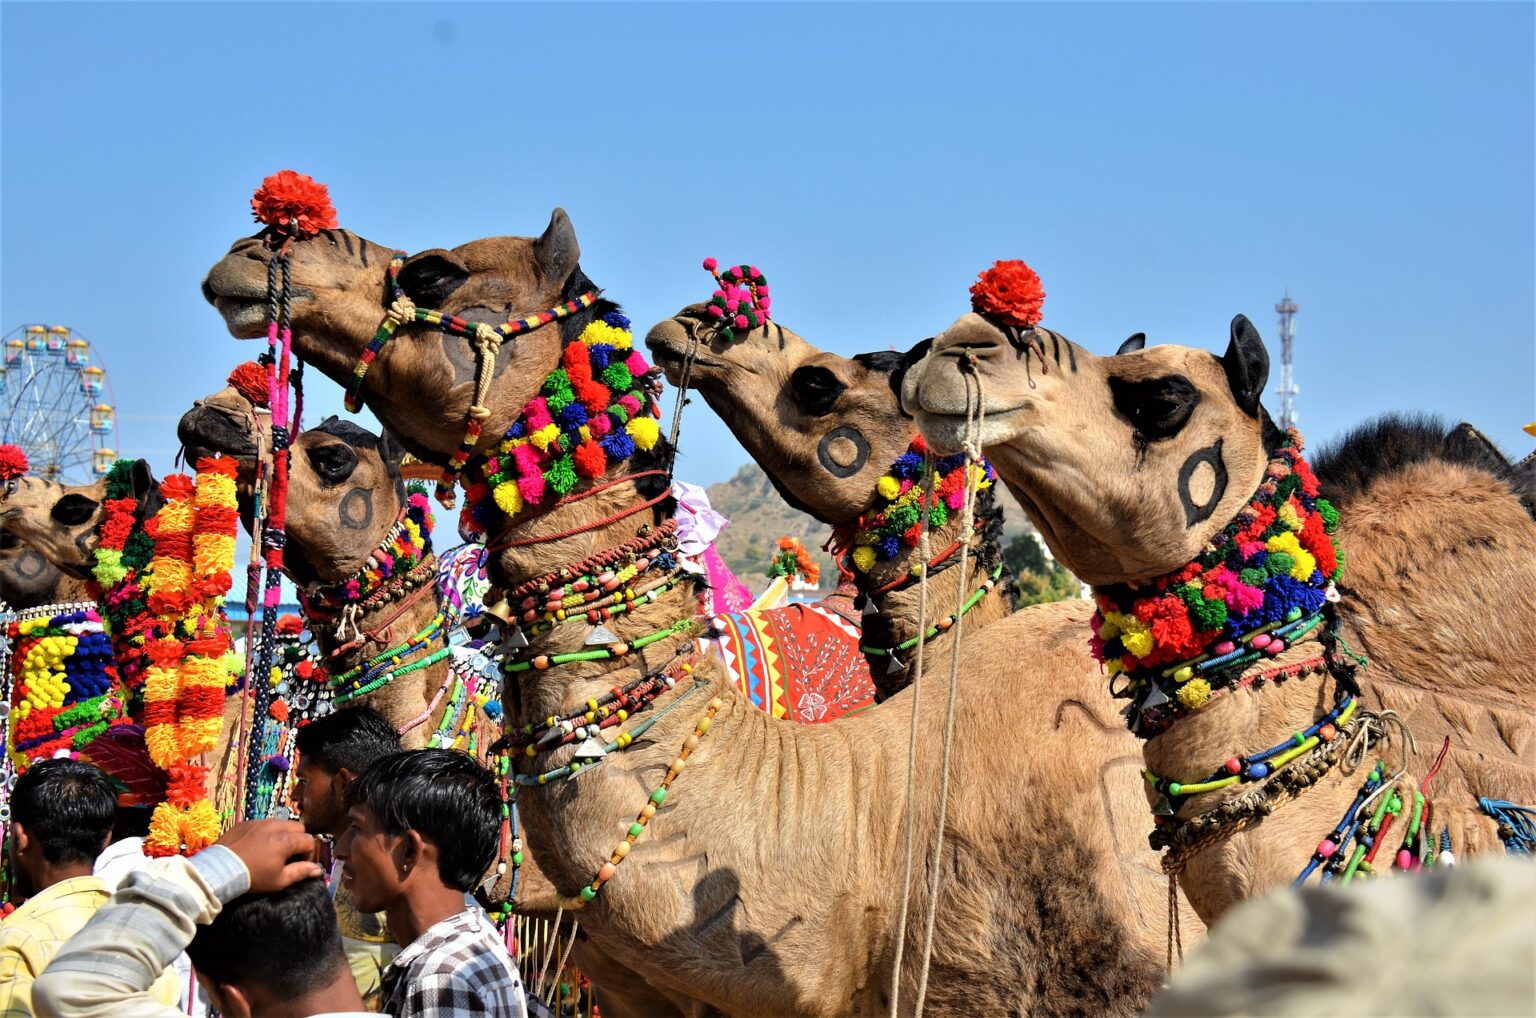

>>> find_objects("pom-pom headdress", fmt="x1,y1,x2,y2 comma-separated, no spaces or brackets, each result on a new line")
0,444,28,482
701,258,771,343
970,260,1045,328
251,170,338,239
227,361,271,409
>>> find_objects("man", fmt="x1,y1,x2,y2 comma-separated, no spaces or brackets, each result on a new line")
32,819,371,1018
0,758,179,1016
293,706,401,1008
336,750,527,1018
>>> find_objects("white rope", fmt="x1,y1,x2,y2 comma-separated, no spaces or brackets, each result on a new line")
534,905,564,1000
543,918,582,1007
913,356,985,1014
888,460,937,1016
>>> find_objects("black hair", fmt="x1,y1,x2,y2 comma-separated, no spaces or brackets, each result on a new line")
1312,412,1523,512
293,706,401,776
345,749,500,892
187,877,346,998
10,758,116,865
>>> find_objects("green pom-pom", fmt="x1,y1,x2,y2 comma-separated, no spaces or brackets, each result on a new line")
1274,473,1300,502
1239,567,1267,588
1266,552,1294,577
1331,546,1346,581
888,504,920,529
544,456,577,495
104,459,137,499
927,501,950,529
600,363,633,392
1316,497,1339,533
1189,596,1228,631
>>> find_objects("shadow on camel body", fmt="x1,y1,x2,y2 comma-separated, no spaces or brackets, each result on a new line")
200,211,1181,1014
903,299,1536,924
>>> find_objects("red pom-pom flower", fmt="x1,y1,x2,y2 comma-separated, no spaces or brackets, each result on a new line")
969,260,1046,328
251,170,339,238
227,361,271,408
0,444,28,481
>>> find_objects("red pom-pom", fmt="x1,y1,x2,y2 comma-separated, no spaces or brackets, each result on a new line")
251,170,339,238
573,440,608,479
0,444,28,481
969,260,1046,328
227,362,271,408
276,614,304,635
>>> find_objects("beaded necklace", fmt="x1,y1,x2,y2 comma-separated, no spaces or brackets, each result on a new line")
326,614,452,704
850,436,996,573
455,313,663,540
860,565,1004,668
504,619,696,674
1093,431,1343,736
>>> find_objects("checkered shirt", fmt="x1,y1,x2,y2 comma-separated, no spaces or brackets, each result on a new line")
380,908,528,1018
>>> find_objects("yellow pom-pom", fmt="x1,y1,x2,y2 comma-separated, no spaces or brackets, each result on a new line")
627,416,660,451
853,546,877,573
530,424,562,452
1118,615,1154,659
1177,678,1212,710
1098,612,1125,641
1276,501,1302,532
578,425,593,443
493,482,524,516
876,476,901,500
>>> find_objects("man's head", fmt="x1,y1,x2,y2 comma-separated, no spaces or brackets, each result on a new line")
9,758,116,894
186,877,354,1018
291,707,400,838
335,750,501,914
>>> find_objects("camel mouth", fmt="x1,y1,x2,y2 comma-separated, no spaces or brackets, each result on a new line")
914,405,1031,454
202,265,312,338
178,406,260,463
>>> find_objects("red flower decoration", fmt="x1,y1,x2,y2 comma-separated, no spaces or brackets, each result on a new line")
969,260,1046,328
0,444,28,481
251,170,339,238
227,362,271,408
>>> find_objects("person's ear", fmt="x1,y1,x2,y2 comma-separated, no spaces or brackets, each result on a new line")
201,980,252,1018
10,822,30,856
400,830,426,878
333,767,358,797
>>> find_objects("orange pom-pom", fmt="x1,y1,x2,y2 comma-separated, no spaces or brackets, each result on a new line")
251,170,339,238
969,260,1046,328
573,440,608,479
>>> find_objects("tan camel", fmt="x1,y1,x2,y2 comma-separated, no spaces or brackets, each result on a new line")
0,528,89,610
203,216,1197,1016
903,310,1536,923
646,307,1016,699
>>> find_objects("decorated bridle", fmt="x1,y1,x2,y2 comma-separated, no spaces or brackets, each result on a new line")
344,252,602,508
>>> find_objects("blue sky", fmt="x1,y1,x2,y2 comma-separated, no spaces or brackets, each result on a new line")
3,2,1532,502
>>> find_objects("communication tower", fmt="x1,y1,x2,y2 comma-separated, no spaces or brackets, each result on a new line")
1274,295,1299,430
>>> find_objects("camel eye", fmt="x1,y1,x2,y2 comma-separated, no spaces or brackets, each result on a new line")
306,441,358,486
789,366,848,417
1108,374,1200,441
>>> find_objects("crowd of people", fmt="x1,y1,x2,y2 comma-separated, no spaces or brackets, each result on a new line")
0,708,542,1018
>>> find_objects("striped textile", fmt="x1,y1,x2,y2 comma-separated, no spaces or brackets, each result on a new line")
706,597,873,724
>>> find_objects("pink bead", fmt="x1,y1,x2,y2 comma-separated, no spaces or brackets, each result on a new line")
1318,839,1337,858
597,862,617,882
1250,633,1272,650
1213,641,1236,655
1396,849,1412,869
1266,639,1285,655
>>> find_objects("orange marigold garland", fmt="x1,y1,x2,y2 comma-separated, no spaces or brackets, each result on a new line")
139,457,242,857
768,536,821,587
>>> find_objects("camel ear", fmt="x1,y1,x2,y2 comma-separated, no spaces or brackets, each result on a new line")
398,251,470,309
1220,315,1269,418
533,208,581,287
1116,333,1146,355
130,460,157,502
51,493,100,527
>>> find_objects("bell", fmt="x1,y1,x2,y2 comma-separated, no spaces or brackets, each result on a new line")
485,599,514,627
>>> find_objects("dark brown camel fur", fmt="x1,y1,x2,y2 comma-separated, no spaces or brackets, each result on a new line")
904,310,1536,923
202,215,1190,1015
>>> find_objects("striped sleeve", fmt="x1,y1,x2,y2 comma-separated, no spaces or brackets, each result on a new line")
32,847,248,1018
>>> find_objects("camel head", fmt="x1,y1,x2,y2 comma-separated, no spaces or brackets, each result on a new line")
202,209,589,462
179,388,409,589
646,305,921,523
903,312,1283,586
0,471,130,579
0,530,85,609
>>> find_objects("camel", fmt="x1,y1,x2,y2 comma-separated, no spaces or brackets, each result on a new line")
202,213,1200,1015
0,528,89,610
646,308,1017,701
902,308,1536,924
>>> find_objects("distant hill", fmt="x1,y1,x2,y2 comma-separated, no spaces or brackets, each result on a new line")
703,462,1040,589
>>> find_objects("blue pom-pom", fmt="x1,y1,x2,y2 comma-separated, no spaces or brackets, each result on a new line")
483,699,503,721
601,431,635,459
558,402,589,427
877,535,902,559
507,420,527,439
587,344,613,370
603,311,632,330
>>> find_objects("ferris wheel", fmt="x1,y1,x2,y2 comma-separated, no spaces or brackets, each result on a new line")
0,325,118,483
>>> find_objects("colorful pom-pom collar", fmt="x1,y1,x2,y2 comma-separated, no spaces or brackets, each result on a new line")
455,312,664,540
299,486,436,617
848,435,996,574
1091,430,1344,734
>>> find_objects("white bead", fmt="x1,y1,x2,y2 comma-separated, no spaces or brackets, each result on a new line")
1438,850,1456,867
